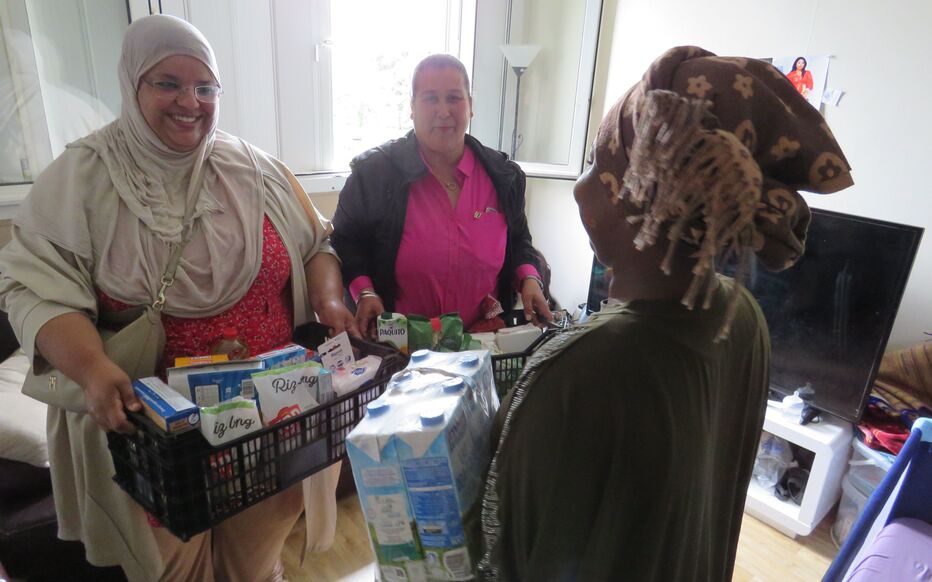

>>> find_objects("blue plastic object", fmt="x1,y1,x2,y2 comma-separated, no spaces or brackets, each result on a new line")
823,417,932,581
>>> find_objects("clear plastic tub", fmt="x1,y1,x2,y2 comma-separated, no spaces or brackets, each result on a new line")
846,438,894,496
832,474,867,547
831,438,895,547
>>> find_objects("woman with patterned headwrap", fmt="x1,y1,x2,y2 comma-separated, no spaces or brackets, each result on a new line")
473,46,853,581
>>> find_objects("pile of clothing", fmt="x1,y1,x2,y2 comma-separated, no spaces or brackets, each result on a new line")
858,342,932,455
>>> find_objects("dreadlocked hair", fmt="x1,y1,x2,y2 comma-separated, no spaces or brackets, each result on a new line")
619,89,763,340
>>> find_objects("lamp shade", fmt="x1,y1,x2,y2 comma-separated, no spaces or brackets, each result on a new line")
500,44,541,68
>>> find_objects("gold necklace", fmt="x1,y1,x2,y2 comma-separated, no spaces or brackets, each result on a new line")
433,173,459,192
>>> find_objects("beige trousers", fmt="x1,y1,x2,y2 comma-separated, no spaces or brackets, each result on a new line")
151,483,304,582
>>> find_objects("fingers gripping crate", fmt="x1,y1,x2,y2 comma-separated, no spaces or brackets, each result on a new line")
107,323,408,541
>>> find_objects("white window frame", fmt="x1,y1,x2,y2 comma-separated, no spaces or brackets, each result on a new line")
471,0,602,181
0,0,600,215
0,0,137,219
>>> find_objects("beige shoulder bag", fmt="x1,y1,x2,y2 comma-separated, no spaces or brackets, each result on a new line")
22,235,190,413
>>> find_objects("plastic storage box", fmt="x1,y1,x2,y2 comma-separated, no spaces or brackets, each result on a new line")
107,323,408,541
832,438,895,546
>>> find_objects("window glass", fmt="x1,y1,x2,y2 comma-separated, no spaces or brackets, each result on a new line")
162,0,469,175
0,0,123,185
331,0,454,169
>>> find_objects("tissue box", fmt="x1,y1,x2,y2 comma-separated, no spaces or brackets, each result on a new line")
133,377,200,434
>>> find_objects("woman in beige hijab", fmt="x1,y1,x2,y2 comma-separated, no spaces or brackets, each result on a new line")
474,46,853,581
0,15,356,582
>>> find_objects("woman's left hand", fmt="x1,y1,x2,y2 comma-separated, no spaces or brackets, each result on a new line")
520,277,553,326
316,299,362,339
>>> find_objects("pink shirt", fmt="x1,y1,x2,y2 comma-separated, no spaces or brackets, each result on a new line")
349,146,538,328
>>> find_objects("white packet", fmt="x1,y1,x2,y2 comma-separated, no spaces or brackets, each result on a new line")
331,355,382,397
252,360,333,426
200,397,262,447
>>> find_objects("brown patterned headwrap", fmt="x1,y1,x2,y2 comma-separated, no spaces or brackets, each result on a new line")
595,46,853,337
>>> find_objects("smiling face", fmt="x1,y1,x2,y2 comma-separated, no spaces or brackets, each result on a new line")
795,58,806,71
410,66,472,160
137,55,217,152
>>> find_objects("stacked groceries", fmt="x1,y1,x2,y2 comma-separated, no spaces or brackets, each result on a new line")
129,317,507,579
347,348,499,582
131,330,382,447
378,311,543,356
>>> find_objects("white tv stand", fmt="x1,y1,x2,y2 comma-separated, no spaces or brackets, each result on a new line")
743,403,852,538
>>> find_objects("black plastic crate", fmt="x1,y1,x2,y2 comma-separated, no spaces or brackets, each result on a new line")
490,330,554,397
107,322,408,541
487,310,559,398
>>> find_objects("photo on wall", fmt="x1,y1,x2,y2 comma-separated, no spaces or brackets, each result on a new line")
770,55,831,111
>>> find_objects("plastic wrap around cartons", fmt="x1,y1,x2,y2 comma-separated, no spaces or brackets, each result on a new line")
347,401,428,582
401,349,499,422
347,349,497,581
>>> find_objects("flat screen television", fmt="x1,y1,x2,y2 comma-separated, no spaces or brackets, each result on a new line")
586,208,923,424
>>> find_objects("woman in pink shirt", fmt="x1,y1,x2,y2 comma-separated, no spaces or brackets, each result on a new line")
332,54,551,338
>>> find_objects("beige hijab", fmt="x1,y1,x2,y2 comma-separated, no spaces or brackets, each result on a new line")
16,14,266,317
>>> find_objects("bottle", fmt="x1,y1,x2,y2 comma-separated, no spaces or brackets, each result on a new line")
210,327,250,360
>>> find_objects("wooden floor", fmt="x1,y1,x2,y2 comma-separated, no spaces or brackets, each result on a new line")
282,494,838,582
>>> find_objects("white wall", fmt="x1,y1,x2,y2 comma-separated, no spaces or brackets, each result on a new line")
528,0,932,349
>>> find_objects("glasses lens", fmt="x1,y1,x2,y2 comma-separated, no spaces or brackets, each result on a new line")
195,86,222,103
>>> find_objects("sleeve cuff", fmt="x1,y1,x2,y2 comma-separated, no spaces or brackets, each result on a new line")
514,263,542,290
348,276,375,303
19,300,84,374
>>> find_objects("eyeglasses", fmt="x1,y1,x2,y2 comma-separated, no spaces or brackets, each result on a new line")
140,77,223,104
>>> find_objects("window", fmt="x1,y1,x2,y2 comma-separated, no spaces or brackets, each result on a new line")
472,0,603,179
0,0,124,187
0,0,600,213
159,0,473,177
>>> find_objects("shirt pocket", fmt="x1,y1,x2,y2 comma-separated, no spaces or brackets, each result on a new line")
464,206,508,273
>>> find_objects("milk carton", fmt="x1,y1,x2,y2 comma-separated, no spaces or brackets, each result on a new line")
394,377,491,581
347,352,496,581
347,400,428,582
378,312,409,354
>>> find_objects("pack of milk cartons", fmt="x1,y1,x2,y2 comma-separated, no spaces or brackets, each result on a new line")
346,396,431,582
396,350,497,581
346,349,497,581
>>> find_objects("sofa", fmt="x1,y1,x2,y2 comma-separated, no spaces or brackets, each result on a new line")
0,311,126,581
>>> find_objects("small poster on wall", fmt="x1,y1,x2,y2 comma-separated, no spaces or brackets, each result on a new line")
770,55,831,111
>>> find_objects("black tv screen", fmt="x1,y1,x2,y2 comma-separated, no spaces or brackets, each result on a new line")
586,208,923,424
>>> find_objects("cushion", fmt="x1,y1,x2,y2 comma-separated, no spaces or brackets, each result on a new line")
0,350,48,467
846,518,932,581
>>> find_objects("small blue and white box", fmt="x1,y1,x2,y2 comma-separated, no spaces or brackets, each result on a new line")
133,377,200,434
256,343,309,371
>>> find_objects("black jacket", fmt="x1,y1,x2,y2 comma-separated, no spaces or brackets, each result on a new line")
331,130,540,315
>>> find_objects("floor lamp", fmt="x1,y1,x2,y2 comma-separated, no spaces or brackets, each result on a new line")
500,44,541,160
